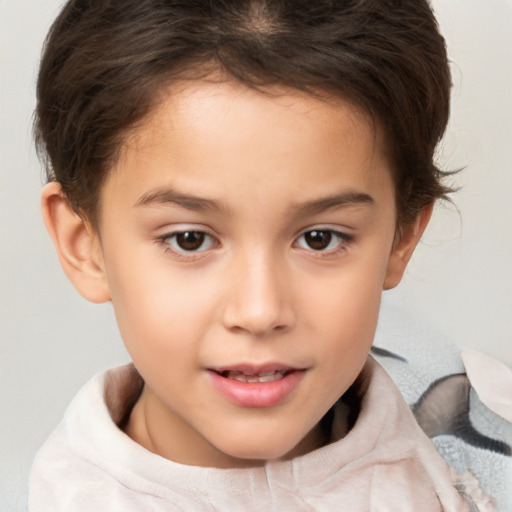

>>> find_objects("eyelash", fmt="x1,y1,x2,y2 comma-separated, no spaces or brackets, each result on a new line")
157,230,218,260
156,228,352,260
294,228,352,256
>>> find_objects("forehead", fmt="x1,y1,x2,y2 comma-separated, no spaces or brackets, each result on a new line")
133,79,380,154
105,79,393,218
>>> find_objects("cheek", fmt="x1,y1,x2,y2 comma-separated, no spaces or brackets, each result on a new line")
295,281,381,423
103,249,216,360
307,254,387,328
318,287,380,365
304,254,388,367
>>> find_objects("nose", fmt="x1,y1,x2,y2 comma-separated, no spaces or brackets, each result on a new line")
221,251,296,337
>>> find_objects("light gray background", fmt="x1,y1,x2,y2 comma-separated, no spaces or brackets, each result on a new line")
1,0,511,510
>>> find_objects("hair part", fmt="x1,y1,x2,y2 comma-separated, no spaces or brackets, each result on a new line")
35,0,453,228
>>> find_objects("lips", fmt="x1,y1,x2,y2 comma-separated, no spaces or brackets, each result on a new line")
207,364,305,408
219,370,288,383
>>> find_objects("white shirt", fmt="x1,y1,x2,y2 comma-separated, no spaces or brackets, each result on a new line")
29,357,471,511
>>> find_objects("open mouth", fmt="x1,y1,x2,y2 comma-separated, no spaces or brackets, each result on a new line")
208,365,306,408
217,369,290,383
207,365,305,407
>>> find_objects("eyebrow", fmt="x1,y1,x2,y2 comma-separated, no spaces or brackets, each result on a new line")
290,190,375,216
135,186,374,216
135,187,225,213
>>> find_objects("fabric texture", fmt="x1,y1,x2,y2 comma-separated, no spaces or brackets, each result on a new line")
460,348,512,425
371,305,511,512
29,356,472,512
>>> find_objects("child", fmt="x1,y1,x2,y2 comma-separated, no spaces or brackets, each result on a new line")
28,0,497,510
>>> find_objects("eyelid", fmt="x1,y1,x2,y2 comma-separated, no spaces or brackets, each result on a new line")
156,225,220,259
293,226,353,254
168,231,216,251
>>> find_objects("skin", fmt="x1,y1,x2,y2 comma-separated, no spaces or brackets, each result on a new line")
42,80,431,469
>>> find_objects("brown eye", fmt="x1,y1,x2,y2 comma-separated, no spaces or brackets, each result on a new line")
176,232,205,250
296,229,349,252
165,231,216,252
304,230,332,250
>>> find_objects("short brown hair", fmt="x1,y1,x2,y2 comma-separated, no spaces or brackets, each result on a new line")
35,0,452,228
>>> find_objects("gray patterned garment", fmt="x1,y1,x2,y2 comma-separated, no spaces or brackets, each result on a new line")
371,343,511,512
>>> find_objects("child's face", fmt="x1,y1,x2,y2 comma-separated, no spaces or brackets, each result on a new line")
68,80,423,467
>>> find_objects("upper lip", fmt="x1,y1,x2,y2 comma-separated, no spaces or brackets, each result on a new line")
207,363,303,375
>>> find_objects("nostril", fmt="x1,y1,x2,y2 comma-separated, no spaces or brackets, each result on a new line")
225,320,290,337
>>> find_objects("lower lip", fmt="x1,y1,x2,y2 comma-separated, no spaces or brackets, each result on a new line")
207,370,305,408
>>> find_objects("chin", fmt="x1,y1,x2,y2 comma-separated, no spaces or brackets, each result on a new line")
214,432,305,466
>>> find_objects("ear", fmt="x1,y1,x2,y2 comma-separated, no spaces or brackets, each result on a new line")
41,182,111,303
383,203,433,290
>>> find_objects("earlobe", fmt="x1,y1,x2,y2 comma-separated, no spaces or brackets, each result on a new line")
383,203,433,290
41,182,111,303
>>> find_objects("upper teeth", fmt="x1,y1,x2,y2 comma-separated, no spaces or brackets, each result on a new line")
223,370,287,383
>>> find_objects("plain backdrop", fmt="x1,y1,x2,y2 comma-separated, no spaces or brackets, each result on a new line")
1,0,511,510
